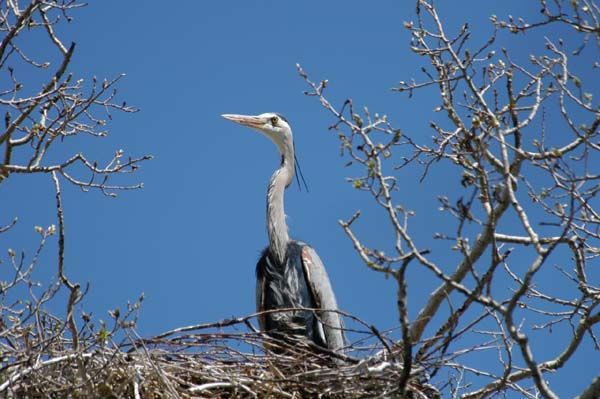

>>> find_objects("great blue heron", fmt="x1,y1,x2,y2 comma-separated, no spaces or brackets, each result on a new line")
222,112,345,354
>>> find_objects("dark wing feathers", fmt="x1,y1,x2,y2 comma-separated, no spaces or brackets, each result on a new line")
256,241,344,352
255,251,267,332
256,243,323,344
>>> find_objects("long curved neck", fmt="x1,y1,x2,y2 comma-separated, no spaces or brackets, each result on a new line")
267,155,294,265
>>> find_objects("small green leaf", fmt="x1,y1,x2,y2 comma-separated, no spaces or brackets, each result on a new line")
97,327,109,343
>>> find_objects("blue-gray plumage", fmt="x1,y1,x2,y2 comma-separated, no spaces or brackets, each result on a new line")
256,241,327,347
222,112,345,354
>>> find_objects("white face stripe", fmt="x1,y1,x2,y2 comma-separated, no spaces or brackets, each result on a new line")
249,113,293,161
257,112,291,131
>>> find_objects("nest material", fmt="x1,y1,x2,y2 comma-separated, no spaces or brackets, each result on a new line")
0,322,440,399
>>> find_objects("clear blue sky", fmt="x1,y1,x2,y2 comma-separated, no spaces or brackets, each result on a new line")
1,1,597,397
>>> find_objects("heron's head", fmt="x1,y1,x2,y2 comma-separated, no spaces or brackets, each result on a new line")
221,112,293,159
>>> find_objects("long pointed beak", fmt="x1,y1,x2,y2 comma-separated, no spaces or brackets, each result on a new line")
221,114,265,129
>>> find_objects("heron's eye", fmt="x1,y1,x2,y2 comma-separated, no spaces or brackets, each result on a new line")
270,116,279,126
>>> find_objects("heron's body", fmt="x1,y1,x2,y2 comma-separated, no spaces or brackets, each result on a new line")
222,112,345,354
256,241,326,347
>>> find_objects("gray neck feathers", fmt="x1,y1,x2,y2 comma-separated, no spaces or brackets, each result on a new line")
267,157,294,265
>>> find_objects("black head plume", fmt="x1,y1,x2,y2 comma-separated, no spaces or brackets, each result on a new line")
294,153,309,192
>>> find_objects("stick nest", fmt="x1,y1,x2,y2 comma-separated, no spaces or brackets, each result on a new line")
0,313,440,399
